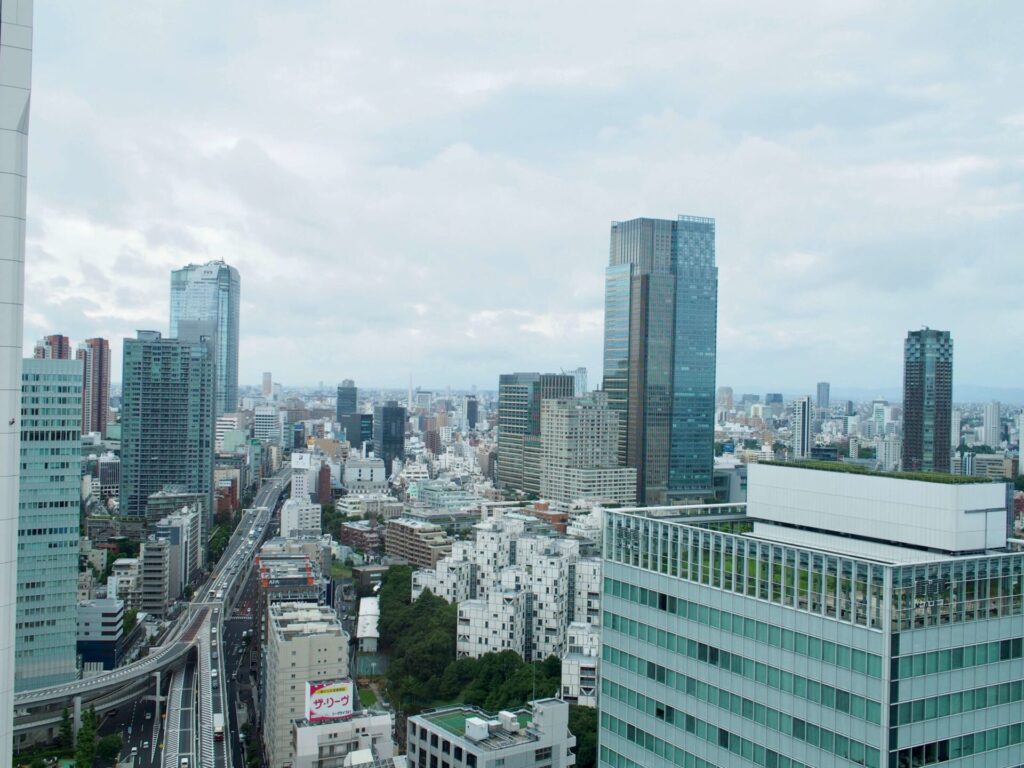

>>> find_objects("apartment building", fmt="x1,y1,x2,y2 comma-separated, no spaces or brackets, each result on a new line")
262,603,350,768
407,698,576,768
384,518,453,568
560,622,599,707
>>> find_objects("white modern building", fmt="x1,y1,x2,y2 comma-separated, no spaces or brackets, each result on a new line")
1,3,33,752
293,709,395,768
263,603,351,768
255,405,284,445
415,513,602,662
155,506,202,600
539,393,636,508
791,395,812,458
344,457,387,494
984,400,1002,447
560,622,599,707
281,498,322,538
407,698,576,768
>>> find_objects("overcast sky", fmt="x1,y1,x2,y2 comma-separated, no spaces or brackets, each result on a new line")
23,2,1024,396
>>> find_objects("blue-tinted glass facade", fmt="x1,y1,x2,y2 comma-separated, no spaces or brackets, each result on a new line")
902,329,952,473
17,358,82,691
602,215,718,504
170,260,240,415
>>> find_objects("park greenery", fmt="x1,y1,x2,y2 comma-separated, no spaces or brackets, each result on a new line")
377,566,596,768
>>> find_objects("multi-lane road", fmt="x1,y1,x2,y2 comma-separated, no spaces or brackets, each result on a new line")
107,470,289,768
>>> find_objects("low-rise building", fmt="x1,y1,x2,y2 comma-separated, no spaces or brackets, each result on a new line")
340,521,383,553
292,709,395,768
77,598,125,670
356,597,380,653
407,699,576,768
384,519,452,569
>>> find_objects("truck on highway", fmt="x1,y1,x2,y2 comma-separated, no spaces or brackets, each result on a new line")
213,713,225,741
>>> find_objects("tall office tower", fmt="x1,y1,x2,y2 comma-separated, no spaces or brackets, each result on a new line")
1,3,34,755
32,334,70,359
816,381,830,411
715,385,734,410
951,409,962,448
15,359,81,691
465,395,478,430
496,372,575,493
120,331,216,537
339,412,372,452
602,216,717,504
76,337,110,436
790,395,813,458
169,260,240,415
335,379,357,420
983,400,1001,448
262,371,272,397
539,392,637,506
600,463,1021,768
902,328,953,473
373,401,406,478
571,366,588,396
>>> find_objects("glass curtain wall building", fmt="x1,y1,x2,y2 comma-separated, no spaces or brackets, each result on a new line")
496,372,575,494
1,0,34,752
16,359,82,691
603,216,718,505
902,329,952,473
120,331,216,537
598,464,1022,768
169,260,240,415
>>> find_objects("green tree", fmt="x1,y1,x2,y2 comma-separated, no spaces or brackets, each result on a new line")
75,706,98,768
59,706,74,752
97,735,123,762
123,608,138,634
1014,475,1024,492
568,705,597,768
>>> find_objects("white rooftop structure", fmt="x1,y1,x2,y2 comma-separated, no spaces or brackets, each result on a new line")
748,463,1009,554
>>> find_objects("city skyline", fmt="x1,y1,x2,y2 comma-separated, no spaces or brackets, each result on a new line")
20,3,1024,390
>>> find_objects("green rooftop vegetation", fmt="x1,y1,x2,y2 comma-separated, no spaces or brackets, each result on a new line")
761,459,995,484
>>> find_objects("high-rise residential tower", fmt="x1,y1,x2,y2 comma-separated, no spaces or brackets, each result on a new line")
120,331,216,536
16,359,82,690
262,371,272,398
336,379,357,421
76,337,110,436
372,401,406,478
32,334,70,359
2,3,34,755
602,215,718,504
169,260,240,415
496,372,575,494
816,381,830,411
791,395,813,459
902,328,952,473
983,400,1001,448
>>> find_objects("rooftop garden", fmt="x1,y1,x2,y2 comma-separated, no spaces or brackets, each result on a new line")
760,459,995,484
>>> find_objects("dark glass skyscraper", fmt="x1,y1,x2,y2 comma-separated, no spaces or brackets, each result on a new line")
170,260,240,415
602,216,718,504
902,328,953,473
336,379,357,420
373,401,406,477
120,331,216,535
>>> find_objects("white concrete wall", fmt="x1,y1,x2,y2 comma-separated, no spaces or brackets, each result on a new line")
748,463,1008,552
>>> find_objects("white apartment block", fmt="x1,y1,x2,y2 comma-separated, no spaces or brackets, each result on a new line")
293,709,395,768
456,587,529,659
539,394,637,507
560,622,600,707
281,498,322,538
291,451,315,501
255,405,283,445
407,699,576,768
416,513,602,662
263,602,351,768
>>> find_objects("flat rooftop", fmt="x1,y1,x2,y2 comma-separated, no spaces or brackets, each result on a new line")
423,707,533,749
763,459,995,484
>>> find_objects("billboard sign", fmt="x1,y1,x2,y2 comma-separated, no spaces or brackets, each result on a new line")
306,680,354,721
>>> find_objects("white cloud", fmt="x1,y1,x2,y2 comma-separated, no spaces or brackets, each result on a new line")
20,1,1024,393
